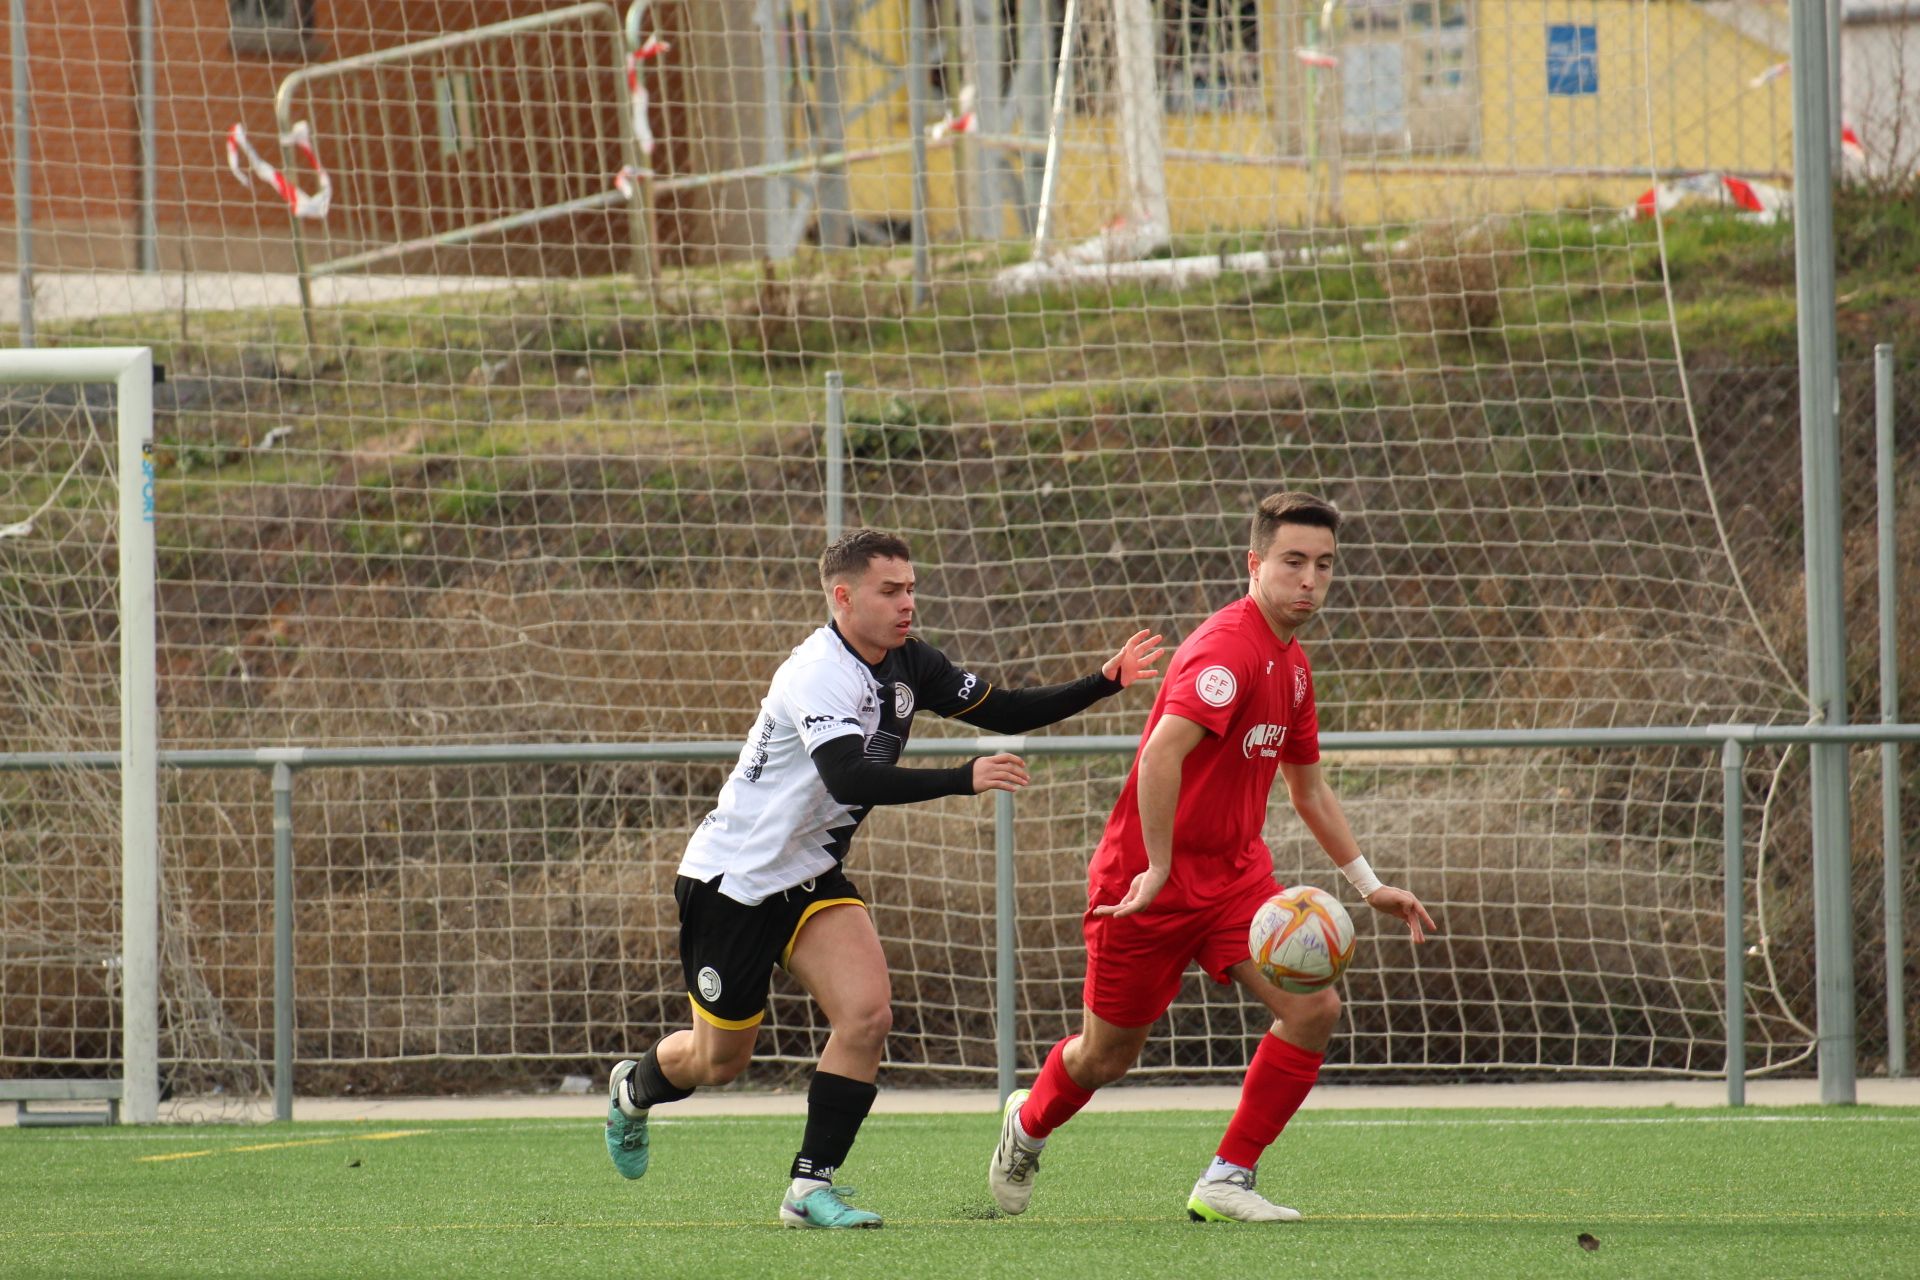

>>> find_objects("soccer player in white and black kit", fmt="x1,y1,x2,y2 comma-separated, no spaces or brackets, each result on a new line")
605,528,1163,1229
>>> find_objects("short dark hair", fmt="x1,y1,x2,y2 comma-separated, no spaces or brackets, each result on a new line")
1251,492,1341,553
820,528,912,588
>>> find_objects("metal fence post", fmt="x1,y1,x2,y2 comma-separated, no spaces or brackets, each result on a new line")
906,0,933,305
272,763,296,1122
995,788,1017,1104
825,372,845,541
1723,736,1747,1107
1877,344,1905,1079
137,0,157,273
11,0,33,347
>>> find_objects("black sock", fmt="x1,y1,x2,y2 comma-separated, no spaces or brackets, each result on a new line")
788,1071,878,1183
632,1045,695,1109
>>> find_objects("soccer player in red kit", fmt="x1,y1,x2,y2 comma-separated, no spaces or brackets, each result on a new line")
987,492,1436,1223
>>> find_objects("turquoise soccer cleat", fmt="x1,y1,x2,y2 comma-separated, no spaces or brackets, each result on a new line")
778,1183,884,1229
604,1059,650,1180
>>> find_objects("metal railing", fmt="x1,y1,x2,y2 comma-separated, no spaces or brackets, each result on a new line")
6,721,1913,1118
272,3,648,345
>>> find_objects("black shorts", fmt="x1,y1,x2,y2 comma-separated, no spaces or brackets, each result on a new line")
674,867,867,1029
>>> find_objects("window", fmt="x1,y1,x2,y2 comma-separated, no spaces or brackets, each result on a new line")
1160,0,1263,115
1057,0,1263,117
230,0,317,59
1338,0,1476,155
436,73,478,158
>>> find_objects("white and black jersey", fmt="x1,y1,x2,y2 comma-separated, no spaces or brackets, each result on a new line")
679,622,1121,905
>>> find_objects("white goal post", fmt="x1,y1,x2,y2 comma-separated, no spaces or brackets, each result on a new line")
0,348,157,1124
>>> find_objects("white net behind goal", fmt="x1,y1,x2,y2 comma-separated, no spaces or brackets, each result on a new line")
2,0,1845,1097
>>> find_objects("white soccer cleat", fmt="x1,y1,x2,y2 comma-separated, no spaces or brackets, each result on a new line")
987,1087,1044,1215
1185,1169,1302,1223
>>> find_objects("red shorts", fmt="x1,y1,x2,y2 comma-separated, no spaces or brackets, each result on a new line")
1082,875,1282,1027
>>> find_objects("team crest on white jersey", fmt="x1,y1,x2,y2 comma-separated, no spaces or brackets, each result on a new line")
1242,723,1287,759
1293,667,1309,709
1195,665,1237,707
893,681,915,719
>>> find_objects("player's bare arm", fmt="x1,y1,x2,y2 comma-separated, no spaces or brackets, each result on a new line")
1095,712,1207,918
1279,759,1437,943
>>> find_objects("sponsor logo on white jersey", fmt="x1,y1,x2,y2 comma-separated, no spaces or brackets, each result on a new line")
1195,665,1237,707
1242,723,1287,759
893,681,915,720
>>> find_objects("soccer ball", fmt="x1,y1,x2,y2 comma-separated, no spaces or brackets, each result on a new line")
1249,884,1357,993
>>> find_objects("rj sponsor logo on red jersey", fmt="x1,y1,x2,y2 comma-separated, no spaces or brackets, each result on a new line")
1242,723,1288,759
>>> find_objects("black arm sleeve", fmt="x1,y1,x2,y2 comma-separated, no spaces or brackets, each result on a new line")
952,671,1123,734
809,736,978,807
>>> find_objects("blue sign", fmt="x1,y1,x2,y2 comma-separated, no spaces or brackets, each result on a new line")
1547,25,1598,96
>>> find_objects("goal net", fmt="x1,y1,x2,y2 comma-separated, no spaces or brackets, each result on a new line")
2,0,1867,1100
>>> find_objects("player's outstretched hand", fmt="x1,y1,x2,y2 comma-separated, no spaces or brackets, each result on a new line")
1102,630,1166,688
1092,864,1170,918
971,752,1030,794
1365,885,1437,943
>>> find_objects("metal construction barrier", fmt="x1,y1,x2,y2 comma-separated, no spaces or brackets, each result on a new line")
271,2,648,341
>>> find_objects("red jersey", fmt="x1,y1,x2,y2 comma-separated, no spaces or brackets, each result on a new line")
1088,596,1321,914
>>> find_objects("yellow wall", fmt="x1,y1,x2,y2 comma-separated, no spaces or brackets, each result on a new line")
794,0,1791,238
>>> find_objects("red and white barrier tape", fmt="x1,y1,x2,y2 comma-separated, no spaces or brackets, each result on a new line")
627,36,670,156
928,85,977,142
616,36,670,198
1295,47,1339,69
1632,171,1787,222
225,121,332,220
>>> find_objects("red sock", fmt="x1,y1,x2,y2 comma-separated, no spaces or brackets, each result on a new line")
1017,1036,1095,1140
1215,1034,1322,1169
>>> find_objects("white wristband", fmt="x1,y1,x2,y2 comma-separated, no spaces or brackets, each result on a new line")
1338,856,1383,899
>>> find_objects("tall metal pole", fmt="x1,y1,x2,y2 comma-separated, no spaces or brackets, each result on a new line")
1014,0,1050,230
754,0,791,260
1111,0,1166,240
1876,344,1904,1079
959,0,1011,241
1788,0,1856,1105
905,0,932,305
824,371,845,541
811,0,853,249
11,0,33,346
137,0,158,272
1828,0,1844,180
